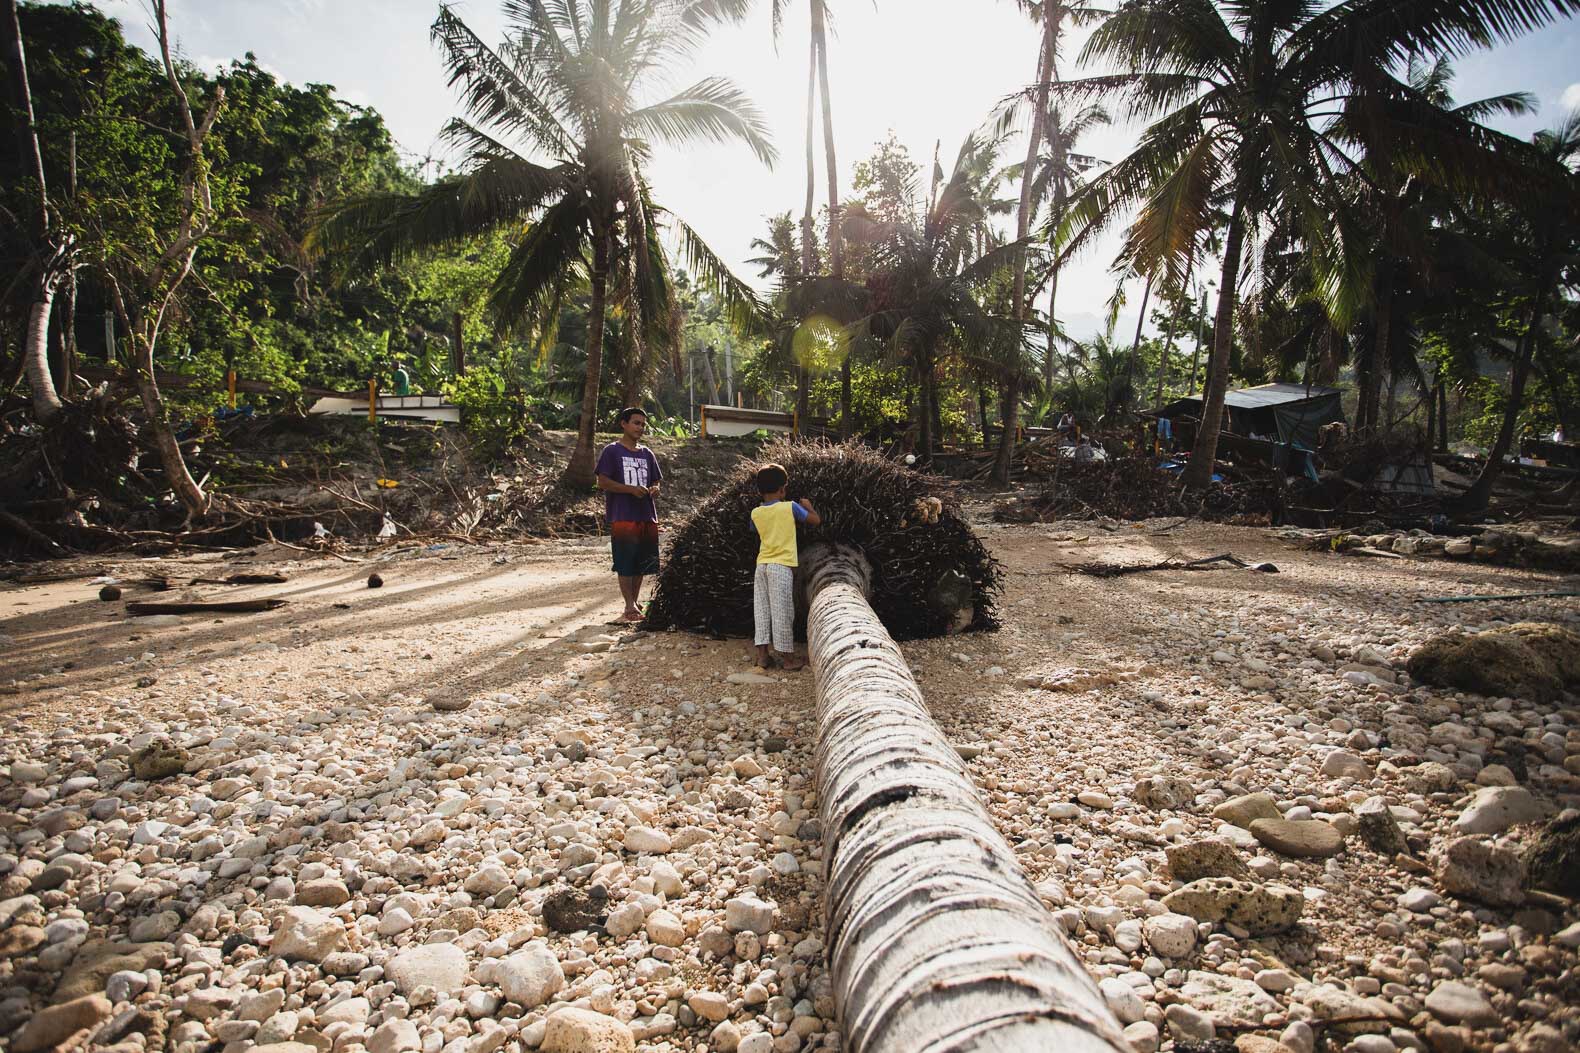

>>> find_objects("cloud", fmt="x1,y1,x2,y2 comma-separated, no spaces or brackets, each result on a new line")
1561,82,1580,111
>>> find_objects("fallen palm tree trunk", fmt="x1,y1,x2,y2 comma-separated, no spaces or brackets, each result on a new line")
803,542,1127,1053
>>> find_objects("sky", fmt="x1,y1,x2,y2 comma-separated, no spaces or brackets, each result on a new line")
73,0,1580,343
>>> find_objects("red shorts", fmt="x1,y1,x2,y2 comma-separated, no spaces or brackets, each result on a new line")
610,520,659,576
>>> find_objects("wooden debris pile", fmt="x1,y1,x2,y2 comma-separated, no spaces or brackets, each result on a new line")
1279,525,1580,573
993,453,1285,523
644,440,1001,640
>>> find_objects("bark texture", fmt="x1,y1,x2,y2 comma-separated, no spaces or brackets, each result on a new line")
563,228,611,489
804,543,1128,1053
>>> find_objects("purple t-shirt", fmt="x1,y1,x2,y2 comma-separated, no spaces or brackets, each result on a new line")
596,442,662,523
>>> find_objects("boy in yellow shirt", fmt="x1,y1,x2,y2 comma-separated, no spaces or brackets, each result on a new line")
749,463,821,670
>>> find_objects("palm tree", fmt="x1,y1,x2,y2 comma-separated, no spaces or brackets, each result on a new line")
721,0,854,431
849,134,1041,459
5,0,66,422
993,0,1105,483
1462,111,1580,508
1336,56,1536,432
312,0,774,488
1058,0,1579,489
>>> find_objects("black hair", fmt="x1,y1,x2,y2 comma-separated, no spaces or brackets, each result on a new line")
756,463,788,494
616,406,647,426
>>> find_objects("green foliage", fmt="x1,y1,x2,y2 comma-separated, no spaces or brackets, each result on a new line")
444,365,532,456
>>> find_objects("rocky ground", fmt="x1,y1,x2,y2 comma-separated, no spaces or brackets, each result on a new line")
0,516,1576,1053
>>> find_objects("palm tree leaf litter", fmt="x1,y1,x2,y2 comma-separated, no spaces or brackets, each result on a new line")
644,440,1001,641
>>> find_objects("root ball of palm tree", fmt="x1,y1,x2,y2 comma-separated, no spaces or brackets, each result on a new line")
644,440,1001,640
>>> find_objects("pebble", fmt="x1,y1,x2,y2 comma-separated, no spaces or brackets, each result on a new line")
496,944,564,1008
1248,817,1345,857
1453,786,1548,835
2,534,1575,1053
542,1007,636,1052
1424,981,1498,1027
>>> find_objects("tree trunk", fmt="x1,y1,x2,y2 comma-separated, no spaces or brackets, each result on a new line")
1187,292,1207,392
61,266,76,398
1124,273,1154,406
1464,285,1547,510
839,355,852,440
800,30,817,279
132,332,208,519
916,362,934,460
1046,241,1061,403
993,13,1056,486
563,230,611,490
795,366,810,430
1437,380,1448,452
1180,194,1246,490
814,3,841,280
1425,379,1437,455
1535,343,1578,440
811,4,850,439
802,543,1129,1053
927,362,944,455
6,0,63,421
1152,280,1182,410
977,383,991,448
22,277,63,421
1359,269,1392,434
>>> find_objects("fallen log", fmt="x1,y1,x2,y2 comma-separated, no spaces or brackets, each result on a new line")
126,599,286,615
803,542,1127,1053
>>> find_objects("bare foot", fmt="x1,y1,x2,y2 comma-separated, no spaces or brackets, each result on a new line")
779,656,807,671
620,609,644,623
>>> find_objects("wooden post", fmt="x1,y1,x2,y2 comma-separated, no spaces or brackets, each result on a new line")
226,369,237,409
451,311,465,376
367,378,377,423
803,543,1128,1053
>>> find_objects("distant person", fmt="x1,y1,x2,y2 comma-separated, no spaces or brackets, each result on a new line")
596,407,662,623
749,463,821,671
1057,411,1076,437
1554,424,1567,442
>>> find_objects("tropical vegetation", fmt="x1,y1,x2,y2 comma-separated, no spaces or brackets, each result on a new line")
3,0,1578,513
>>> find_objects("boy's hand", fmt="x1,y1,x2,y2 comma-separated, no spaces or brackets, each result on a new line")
798,498,815,510
647,482,661,497
630,484,650,497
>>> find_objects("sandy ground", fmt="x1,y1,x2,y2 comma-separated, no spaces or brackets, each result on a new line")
2,516,1577,1052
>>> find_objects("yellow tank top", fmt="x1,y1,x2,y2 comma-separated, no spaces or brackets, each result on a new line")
752,501,800,567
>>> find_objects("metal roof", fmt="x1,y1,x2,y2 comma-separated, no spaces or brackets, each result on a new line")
1178,383,1343,410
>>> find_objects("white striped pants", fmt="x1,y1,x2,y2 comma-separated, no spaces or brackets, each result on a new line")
753,563,796,653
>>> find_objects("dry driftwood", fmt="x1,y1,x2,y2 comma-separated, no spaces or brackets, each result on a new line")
126,599,286,615
803,543,1127,1053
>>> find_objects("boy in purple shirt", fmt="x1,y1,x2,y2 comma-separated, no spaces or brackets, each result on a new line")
595,407,663,623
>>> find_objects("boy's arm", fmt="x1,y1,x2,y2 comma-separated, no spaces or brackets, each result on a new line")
796,499,821,527
596,474,647,496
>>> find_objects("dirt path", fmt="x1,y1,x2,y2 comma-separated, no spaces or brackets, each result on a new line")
1,521,1576,1053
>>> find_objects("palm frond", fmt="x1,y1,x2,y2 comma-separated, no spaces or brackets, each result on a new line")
625,76,778,165
432,4,578,158
674,216,773,333
488,194,592,334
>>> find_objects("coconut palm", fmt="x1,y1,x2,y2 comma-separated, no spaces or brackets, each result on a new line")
712,0,855,430
1461,111,1580,508
848,134,1042,458
312,0,775,488
990,0,1106,483
1057,0,1579,489
1333,56,1537,431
